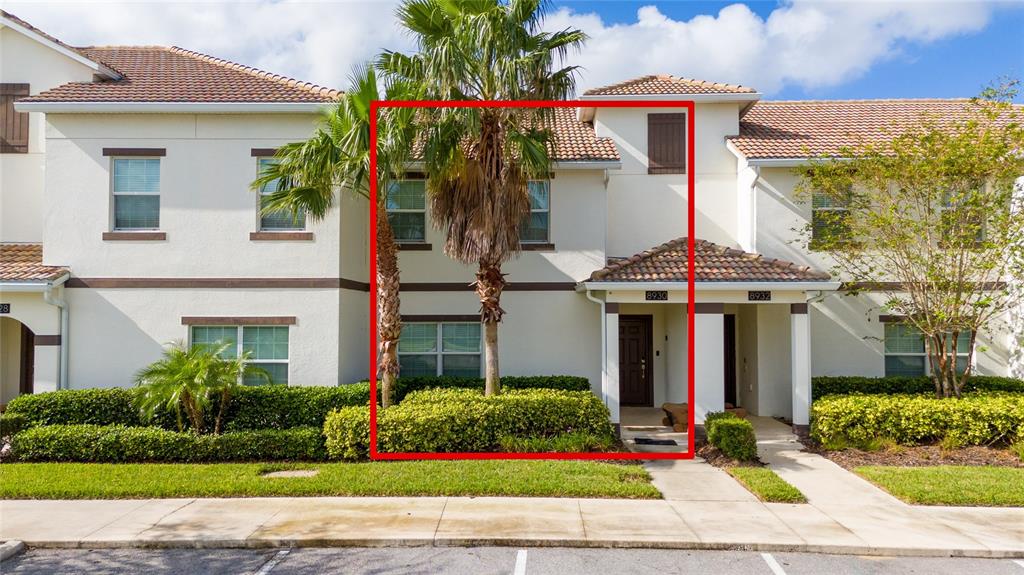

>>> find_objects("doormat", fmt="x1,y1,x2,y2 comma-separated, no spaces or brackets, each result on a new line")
634,438,678,446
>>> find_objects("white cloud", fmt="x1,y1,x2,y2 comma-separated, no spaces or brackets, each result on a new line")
3,1,997,94
546,2,994,94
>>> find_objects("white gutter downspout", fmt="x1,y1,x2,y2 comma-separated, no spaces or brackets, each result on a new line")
42,274,70,390
584,289,608,406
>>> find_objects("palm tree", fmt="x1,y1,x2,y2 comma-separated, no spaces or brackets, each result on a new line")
134,342,268,434
253,67,419,407
379,0,586,394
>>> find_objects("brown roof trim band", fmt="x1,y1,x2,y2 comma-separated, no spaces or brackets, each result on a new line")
34,335,61,346
250,148,278,157
182,316,296,326
399,282,576,292
66,277,371,291
102,148,166,157
694,303,725,314
401,314,480,323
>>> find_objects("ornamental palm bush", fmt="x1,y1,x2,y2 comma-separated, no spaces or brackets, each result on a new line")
133,342,269,434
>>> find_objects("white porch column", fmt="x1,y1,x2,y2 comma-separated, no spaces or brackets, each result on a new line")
694,303,725,424
790,303,812,431
605,304,620,425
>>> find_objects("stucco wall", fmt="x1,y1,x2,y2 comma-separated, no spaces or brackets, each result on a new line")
0,26,96,243
594,103,742,257
64,287,344,389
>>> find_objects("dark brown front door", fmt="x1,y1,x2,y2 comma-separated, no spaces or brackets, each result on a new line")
724,314,737,407
619,315,653,406
20,323,34,395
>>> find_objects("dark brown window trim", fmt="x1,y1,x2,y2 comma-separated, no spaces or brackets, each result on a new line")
102,232,166,241
251,148,278,157
397,243,432,251
878,315,906,324
403,172,427,179
249,232,314,241
694,303,724,314
182,316,296,326
520,243,555,251
102,148,166,157
33,335,61,346
790,303,809,315
402,314,479,323
399,282,576,292
66,277,371,291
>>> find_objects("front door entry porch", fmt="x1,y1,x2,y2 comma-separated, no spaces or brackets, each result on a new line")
619,315,653,407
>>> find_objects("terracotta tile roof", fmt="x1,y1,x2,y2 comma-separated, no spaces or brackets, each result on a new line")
21,46,340,104
411,108,619,163
0,244,69,283
584,75,756,96
589,237,831,283
0,10,118,75
730,99,1023,160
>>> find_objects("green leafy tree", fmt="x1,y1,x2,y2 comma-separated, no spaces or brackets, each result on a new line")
796,82,1024,398
379,0,587,394
134,341,269,434
253,67,420,407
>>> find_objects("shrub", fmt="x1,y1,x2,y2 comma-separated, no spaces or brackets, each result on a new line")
358,375,589,402
324,388,613,459
11,425,326,462
1012,439,1024,462
4,385,371,432
498,431,615,453
812,375,1024,399
706,416,758,461
0,413,30,437
811,393,1024,447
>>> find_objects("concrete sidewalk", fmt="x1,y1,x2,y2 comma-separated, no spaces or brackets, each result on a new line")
2,494,1022,558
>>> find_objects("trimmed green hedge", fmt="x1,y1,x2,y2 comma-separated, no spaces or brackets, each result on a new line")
324,389,613,460
0,413,29,437
812,376,1024,399
11,425,326,462
705,412,758,461
5,376,590,432
811,393,1024,448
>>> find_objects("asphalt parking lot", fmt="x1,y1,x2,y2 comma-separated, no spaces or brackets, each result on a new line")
4,547,1024,575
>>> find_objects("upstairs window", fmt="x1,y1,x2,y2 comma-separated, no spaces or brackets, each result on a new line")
647,113,687,174
811,189,851,247
520,180,550,243
191,325,289,385
398,322,482,377
112,158,161,230
387,179,427,242
257,158,306,231
1,83,29,154
940,187,985,246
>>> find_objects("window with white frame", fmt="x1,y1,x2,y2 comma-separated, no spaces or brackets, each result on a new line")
257,158,306,231
112,158,160,230
940,186,985,246
190,325,289,385
398,322,481,377
811,188,851,246
883,323,970,377
386,179,426,242
520,180,550,243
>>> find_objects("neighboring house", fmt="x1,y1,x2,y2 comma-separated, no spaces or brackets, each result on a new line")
0,12,1017,430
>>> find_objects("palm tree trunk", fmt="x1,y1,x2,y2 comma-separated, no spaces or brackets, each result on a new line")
377,208,401,408
476,260,506,395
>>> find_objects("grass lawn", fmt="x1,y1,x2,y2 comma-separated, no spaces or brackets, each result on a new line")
0,461,660,500
727,467,807,503
855,465,1024,506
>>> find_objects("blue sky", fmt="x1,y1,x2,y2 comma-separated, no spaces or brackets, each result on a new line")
6,0,1023,100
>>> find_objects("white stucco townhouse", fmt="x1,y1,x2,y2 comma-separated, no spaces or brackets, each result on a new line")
1,11,1018,432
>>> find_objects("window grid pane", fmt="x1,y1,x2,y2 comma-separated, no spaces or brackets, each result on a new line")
247,362,287,385
386,180,426,210
242,326,289,360
112,159,160,194
884,324,925,354
443,355,481,377
442,323,481,353
399,354,437,377
388,212,426,242
258,159,305,230
885,355,926,377
190,326,238,359
114,195,160,229
398,323,437,353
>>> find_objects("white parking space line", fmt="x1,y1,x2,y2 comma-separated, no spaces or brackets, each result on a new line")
512,549,528,575
254,549,291,575
1013,559,1024,570
761,553,787,575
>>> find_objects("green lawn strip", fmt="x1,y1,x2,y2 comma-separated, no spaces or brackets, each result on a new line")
726,467,807,503
0,461,660,500
854,465,1024,506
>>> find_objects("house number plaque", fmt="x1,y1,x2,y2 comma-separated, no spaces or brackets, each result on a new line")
645,291,669,301
0,303,9,314
747,291,772,302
